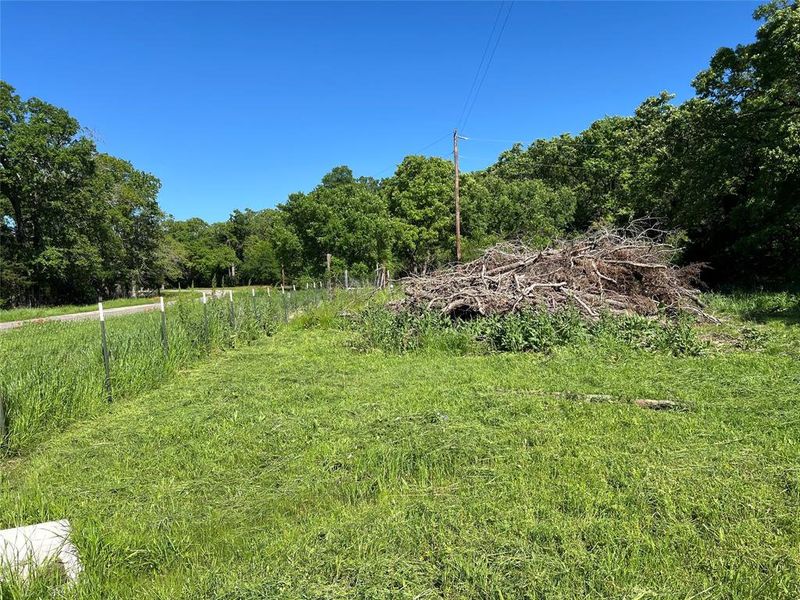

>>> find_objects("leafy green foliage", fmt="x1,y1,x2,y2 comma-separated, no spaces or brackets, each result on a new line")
382,156,456,273
0,83,164,306
281,166,394,279
353,306,706,357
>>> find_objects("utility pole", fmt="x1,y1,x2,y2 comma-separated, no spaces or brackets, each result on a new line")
453,129,462,262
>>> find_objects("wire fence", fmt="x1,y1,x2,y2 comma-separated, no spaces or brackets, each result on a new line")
0,286,353,455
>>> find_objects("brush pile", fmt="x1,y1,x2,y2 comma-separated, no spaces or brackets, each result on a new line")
399,225,715,321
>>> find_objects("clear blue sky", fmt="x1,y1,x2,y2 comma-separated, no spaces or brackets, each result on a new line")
2,1,760,223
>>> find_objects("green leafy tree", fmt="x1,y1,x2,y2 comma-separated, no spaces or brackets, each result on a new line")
669,0,800,279
240,237,280,283
85,154,164,295
0,82,97,303
463,174,576,249
383,156,455,272
282,166,395,276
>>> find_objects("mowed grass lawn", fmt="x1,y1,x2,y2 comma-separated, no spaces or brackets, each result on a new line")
1,314,799,598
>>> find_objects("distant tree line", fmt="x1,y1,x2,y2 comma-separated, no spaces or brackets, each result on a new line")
1,1,797,307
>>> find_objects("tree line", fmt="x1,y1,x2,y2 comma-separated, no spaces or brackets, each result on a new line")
1,82,165,305
2,1,797,307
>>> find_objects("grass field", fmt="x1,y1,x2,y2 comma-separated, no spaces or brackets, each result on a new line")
0,289,320,454
0,293,798,598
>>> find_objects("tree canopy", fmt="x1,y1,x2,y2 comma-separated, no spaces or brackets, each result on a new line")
1,82,165,305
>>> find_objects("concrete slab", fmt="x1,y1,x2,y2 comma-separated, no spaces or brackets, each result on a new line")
0,519,81,582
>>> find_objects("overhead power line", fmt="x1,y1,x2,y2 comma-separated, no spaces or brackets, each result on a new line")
458,1,514,133
374,130,452,177
455,2,506,132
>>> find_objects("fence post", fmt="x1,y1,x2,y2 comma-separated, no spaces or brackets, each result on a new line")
252,287,261,328
283,289,289,323
99,302,113,403
202,292,210,347
228,290,235,328
326,253,332,298
0,392,6,448
345,268,349,289
159,296,169,359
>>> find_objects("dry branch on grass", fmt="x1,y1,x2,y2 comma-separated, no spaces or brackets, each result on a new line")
398,224,717,321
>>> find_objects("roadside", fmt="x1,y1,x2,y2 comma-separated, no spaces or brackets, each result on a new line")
0,295,187,326
0,301,172,332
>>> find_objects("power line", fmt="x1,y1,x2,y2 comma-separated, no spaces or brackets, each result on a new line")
455,2,506,132
460,1,514,133
374,130,452,177
465,135,657,150
460,136,530,144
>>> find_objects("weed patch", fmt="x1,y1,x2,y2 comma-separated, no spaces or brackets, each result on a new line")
352,306,707,356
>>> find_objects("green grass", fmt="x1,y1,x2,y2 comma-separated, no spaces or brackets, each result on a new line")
703,290,800,326
0,293,798,598
0,289,321,455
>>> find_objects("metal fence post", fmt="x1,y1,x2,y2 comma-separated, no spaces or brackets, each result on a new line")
202,292,210,347
0,392,7,447
228,290,235,329
283,289,289,323
159,296,169,359
326,254,332,299
99,302,113,403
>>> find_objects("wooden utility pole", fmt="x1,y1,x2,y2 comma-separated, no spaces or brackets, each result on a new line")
453,129,462,262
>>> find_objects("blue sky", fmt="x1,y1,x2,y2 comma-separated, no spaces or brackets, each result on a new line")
2,1,760,223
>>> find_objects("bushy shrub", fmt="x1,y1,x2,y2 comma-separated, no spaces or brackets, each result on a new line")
466,308,588,352
591,313,705,356
354,306,477,354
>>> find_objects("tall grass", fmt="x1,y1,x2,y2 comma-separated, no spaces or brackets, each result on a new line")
703,290,800,323
0,289,320,455
351,305,707,356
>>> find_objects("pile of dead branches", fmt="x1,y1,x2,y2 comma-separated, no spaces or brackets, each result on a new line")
398,225,716,321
